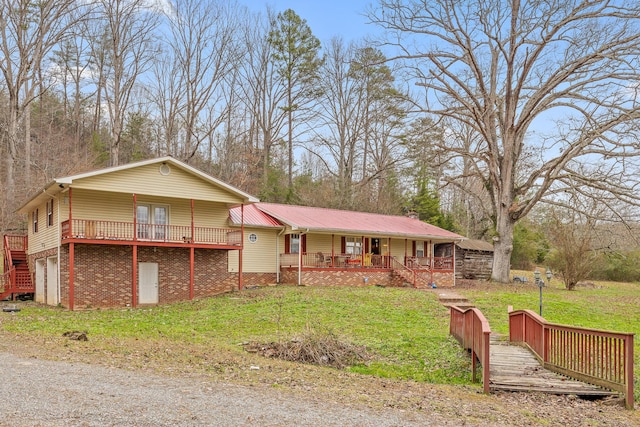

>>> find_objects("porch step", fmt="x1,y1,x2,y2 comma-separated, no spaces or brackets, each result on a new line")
434,291,475,309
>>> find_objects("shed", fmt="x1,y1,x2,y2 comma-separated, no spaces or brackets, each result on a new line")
455,239,494,280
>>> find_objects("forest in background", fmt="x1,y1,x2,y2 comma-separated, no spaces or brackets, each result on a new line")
4,0,640,285
0,0,467,237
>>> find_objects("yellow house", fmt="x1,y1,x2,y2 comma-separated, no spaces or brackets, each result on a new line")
3,157,465,309
11,157,258,309
228,203,465,289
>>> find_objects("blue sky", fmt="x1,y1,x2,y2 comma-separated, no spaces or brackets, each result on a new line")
244,0,378,42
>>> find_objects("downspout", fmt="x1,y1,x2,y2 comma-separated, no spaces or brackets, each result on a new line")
132,193,137,308
239,204,244,291
276,227,285,283
189,199,194,299
297,229,309,286
57,194,61,304
68,188,74,310
429,240,434,285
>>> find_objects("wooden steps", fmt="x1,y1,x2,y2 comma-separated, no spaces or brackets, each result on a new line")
1,247,33,300
434,291,475,309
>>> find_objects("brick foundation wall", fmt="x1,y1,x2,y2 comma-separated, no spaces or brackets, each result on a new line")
54,245,255,309
281,269,408,288
281,268,455,289
72,245,133,308
193,249,236,298
242,273,278,288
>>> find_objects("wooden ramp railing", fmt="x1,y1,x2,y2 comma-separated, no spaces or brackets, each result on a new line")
509,309,635,409
450,306,491,393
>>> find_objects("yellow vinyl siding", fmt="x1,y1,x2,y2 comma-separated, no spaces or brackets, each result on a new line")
228,228,278,273
69,191,231,229
305,234,333,254
27,194,73,255
69,163,244,203
71,190,135,222
193,201,233,229
390,238,408,259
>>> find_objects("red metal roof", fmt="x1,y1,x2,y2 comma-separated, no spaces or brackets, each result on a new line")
229,204,283,227
231,203,463,241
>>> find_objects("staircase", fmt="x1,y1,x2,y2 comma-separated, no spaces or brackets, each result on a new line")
2,235,33,300
390,257,417,287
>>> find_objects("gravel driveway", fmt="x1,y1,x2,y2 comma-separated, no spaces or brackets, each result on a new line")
0,352,452,427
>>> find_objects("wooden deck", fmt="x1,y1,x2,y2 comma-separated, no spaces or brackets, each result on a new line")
490,335,619,397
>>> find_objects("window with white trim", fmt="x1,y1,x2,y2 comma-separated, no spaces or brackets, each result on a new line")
47,199,54,227
137,204,170,240
290,233,300,253
416,241,424,258
32,209,38,233
345,237,362,255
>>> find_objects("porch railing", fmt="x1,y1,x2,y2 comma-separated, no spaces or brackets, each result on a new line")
280,252,392,268
405,255,453,270
61,219,241,246
509,309,634,409
4,235,27,252
450,306,491,393
280,252,451,271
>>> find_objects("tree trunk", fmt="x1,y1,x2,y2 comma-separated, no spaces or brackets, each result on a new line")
491,210,515,283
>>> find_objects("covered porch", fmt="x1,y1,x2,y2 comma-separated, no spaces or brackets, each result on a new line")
279,252,454,271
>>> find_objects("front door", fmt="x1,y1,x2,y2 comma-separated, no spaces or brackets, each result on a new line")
138,262,159,304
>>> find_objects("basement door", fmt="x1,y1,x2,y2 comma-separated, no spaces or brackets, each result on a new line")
46,257,57,305
138,262,159,304
35,259,45,304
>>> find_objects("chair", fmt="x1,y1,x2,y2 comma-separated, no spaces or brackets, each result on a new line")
316,252,331,267
363,253,372,267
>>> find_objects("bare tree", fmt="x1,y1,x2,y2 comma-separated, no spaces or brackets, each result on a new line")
369,0,640,282
544,195,616,290
236,8,288,191
155,0,243,163
313,38,365,209
90,0,160,166
0,0,82,221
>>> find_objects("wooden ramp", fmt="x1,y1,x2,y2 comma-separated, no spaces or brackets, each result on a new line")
489,335,619,397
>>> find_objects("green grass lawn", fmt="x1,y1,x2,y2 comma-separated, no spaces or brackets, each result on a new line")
2,277,640,402
0,285,471,385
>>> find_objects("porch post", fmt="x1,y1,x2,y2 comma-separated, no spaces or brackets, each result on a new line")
404,239,407,263
132,193,138,308
69,242,75,310
189,247,195,299
239,204,244,291
133,194,137,242
132,245,138,308
190,199,195,299
331,234,334,267
190,199,195,242
68,188,73,236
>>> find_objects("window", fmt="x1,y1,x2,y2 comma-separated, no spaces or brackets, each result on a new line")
290,233,300,253
345,237,362,255
32,209,39,233
137,204,169,240
47,200,54,227
416,241,424,258
248,233,258,243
